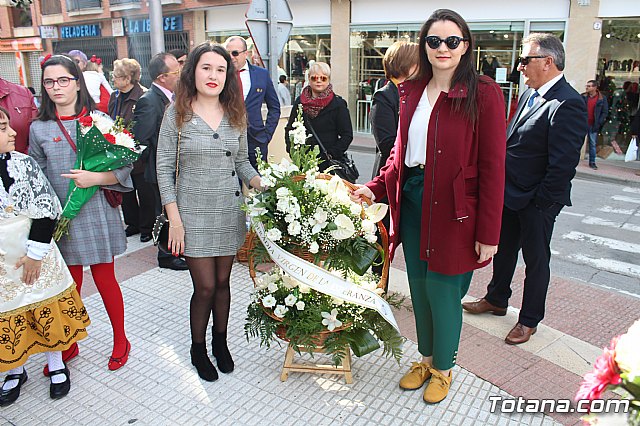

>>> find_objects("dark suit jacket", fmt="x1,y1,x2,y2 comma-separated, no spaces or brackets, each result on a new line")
132,84,170,184
505,76,587,211
631,105,640,136
245,63,280,152
109,84,146,174
370,81,399,176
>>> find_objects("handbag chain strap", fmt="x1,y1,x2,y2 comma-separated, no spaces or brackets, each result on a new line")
303,113,333,160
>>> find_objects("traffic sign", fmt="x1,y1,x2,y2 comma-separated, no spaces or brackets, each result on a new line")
246,20,293,65
246,0,292,21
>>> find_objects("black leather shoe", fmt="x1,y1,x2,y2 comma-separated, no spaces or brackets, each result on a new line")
125,226,140,237
140,233,153,243
49,367,70,400
158,257,189,271
0,369,28,407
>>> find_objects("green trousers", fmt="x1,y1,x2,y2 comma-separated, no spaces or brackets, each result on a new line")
399,167,472,370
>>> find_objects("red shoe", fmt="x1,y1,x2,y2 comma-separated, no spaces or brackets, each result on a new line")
108,340,130,371
43,342,79,377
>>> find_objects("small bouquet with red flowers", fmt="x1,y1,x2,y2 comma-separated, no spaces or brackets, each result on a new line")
576,319,640,425
53,112,143,240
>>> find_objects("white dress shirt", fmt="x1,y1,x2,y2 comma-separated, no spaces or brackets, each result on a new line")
239,61,251,100
405,88,433,167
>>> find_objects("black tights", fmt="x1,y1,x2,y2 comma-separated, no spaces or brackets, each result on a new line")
185,256,234,343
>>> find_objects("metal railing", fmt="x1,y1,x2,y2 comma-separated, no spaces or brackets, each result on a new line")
66,0,101,11
109,0,139,6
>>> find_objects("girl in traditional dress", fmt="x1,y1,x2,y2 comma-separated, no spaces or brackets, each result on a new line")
0,106,90,406
29,55,133,373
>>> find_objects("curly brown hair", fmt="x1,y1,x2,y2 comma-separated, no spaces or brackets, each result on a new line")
174,42,246,129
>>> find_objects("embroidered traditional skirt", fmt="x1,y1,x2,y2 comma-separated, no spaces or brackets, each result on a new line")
0,215,90,372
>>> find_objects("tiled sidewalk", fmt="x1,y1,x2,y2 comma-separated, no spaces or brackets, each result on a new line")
1,253,559,426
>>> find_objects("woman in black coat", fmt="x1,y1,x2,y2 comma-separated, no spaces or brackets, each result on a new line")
370,41,418,179
285,61,353,173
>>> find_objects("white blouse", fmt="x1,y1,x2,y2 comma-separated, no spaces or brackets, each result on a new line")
405,88,433,168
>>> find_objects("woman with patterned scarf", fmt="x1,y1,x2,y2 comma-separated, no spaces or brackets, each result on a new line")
0,106,90,406
285,61,353,173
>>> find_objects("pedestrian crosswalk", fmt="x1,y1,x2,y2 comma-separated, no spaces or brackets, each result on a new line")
555,184,640,293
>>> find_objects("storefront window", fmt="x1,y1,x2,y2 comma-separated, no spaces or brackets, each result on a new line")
349,23,526,133
598,19,640,155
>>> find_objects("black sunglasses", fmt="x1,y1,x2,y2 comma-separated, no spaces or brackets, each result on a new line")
519,55,547,66
229,49,247,57
424,35,468,50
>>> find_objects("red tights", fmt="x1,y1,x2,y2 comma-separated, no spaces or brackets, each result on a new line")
68,261,128,357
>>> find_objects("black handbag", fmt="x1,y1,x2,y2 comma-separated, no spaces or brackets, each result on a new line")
152,128,181,252
305,116,359,183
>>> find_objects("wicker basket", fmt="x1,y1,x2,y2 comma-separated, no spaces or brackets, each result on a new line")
246,173,390,342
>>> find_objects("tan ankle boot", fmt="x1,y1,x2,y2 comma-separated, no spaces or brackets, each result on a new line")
423,369,452,403
399,361,432,390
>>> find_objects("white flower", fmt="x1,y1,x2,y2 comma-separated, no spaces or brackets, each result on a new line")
273,305,288,318
284,294,297,307
288,220,302,235
330,214,356,240
282,275,299,289
267,281,279,293
262,295,277,308
261,174,276,187
361,219,376,234
615,319,640,376
89,112,115,134
365,233,378,244
321,308,343,331
266,228,282,242
276,187,291,198
309,241,319,254
114,131,135,150
295,300,305,311
298,284,311,294
365,203,389,223
284,213,296,223
350,203,362,216
304,173,316,188
314,208,328,224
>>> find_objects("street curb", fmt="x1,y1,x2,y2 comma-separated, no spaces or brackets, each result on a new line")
575,169,640,187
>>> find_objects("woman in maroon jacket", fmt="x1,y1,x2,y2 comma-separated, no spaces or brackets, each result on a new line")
353,9,506,404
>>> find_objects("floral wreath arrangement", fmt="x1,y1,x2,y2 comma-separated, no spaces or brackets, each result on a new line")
244,106,404,366
53,112,142,240
576,319,640,425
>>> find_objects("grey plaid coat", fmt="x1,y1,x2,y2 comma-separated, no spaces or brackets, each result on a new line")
156,106,258,257
29,118,133,266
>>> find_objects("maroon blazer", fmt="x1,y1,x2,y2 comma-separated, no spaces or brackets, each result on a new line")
0,78,38,154
366,75,506,275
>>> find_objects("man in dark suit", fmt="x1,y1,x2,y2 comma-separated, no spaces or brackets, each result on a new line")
224,36,280,169
462,33,587,344
132,52,187,271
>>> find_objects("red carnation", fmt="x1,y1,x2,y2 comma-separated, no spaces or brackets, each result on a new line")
123,129,133,137
104,133,116,144
78,116,93,127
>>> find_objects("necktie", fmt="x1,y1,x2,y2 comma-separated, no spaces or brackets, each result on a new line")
527,90,539,108
237,69,245,98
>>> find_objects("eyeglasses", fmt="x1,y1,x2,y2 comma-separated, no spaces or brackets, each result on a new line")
310,75,329,83
163,70,180,76
112,74,125,79
424,35,468,50
519,55,547,66
43,77,78,89
229,49,247,57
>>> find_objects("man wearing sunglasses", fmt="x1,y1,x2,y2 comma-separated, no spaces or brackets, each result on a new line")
224,36,280,170
463,33,587,345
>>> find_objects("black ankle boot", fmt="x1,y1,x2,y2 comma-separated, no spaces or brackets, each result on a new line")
212,331,234,374
190,343,218,382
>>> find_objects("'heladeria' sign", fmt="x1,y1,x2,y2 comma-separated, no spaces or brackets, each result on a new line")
60,24,101,39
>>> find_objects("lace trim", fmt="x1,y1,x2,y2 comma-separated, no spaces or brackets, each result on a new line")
0,284,76,319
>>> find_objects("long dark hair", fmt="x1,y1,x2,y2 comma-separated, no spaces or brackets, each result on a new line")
37,54,95,121
174,42,246,129
417,9,479,122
